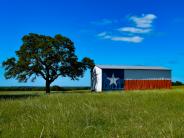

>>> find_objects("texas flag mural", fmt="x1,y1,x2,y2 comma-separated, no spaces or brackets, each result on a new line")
102,69,124,90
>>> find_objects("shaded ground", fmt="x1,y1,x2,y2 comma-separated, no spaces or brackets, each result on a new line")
0,94,39,100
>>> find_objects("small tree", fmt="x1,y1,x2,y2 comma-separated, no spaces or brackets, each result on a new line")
2,33,94,93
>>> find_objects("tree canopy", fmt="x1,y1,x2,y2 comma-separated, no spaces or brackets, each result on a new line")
2,33,94,93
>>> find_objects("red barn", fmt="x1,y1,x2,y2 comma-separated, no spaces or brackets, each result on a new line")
91,65,171,92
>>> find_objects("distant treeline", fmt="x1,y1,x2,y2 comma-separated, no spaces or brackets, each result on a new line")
172,81,183,86
0,86,90,91
0,82,183,91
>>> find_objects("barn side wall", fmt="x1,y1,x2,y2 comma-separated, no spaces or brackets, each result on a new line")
124,69,171,90
124,80,171,90
124,69,171,80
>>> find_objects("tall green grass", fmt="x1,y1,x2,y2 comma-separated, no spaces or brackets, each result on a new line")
1,87,184,137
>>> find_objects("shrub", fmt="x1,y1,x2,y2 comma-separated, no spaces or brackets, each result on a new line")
172,81,183,86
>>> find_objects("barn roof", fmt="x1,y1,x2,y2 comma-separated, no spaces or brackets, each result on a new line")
96,65,171,70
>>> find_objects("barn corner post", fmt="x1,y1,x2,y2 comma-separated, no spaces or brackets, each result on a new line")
90,65,103,92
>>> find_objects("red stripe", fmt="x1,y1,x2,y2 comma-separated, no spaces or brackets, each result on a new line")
124,80,171,90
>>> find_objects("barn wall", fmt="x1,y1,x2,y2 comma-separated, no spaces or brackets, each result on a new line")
124,80,171,90
124,69,171,90
124,69,171,80
102,69,124,90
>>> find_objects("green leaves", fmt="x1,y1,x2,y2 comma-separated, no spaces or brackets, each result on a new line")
82,57,95,70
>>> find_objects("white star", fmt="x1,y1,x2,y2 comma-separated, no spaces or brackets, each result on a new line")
107,73,119,86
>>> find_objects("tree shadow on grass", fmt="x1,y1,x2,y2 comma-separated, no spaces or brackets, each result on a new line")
0,94,40,100
52,90,90,94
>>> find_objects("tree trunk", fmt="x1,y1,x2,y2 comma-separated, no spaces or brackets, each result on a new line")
46,80,51,94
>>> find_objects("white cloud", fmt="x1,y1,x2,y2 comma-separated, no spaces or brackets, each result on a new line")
97,32,143,43
130,14,157,28
97,32,111,39
96,14,156,43
97,32,107,37
103,35,112,39
111,36,144,43
118,27,151,34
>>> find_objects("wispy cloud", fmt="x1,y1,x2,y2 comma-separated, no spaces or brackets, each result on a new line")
91,19,115,25
130,14,157,28
111,36,144,43
97,32,111,39
97,32,144,43
97,32,108,37
118,27,151,34
96,14,157,43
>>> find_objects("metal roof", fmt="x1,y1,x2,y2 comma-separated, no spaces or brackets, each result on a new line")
96,65,171,70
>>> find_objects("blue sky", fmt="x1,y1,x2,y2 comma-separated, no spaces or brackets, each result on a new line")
0,0,184,86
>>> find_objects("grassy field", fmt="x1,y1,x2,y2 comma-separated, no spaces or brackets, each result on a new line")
1,87,184,138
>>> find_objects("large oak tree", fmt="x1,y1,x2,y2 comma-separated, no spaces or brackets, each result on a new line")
2,33,94,93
